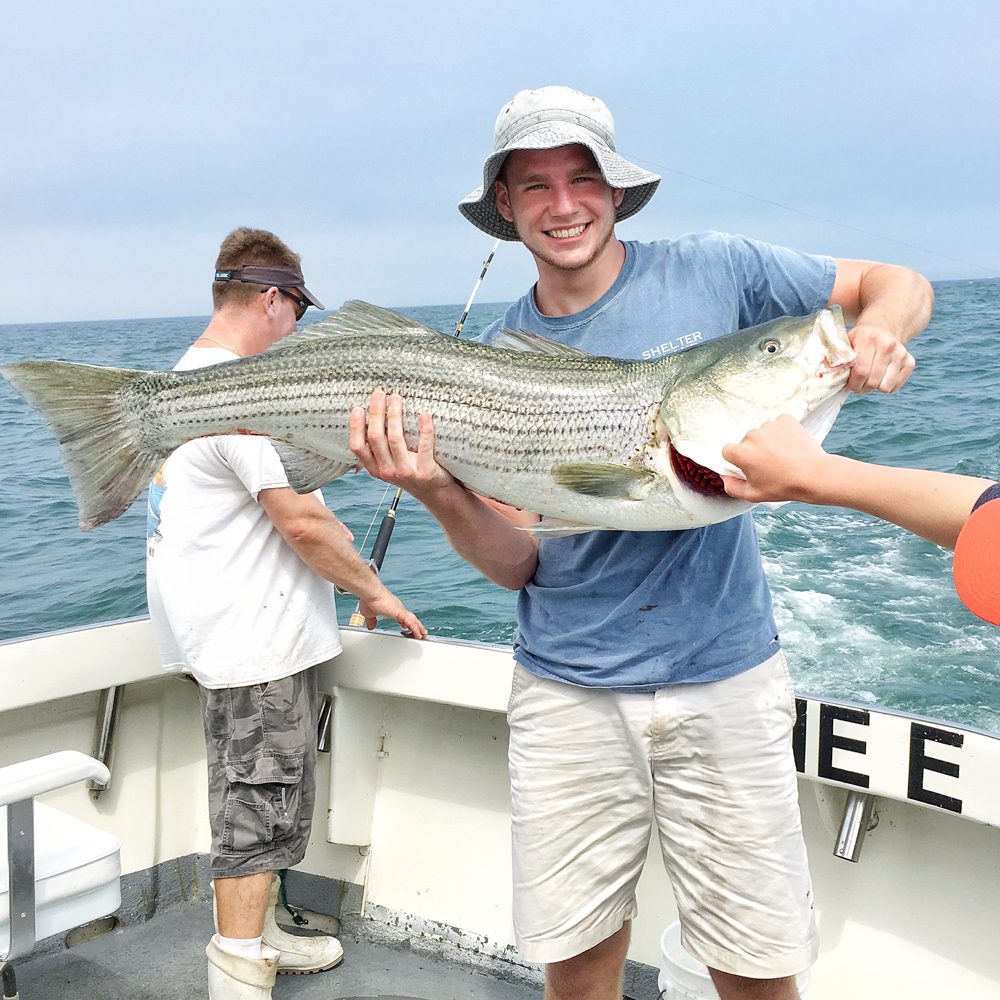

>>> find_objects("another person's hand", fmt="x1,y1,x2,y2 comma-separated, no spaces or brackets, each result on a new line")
349,390,456,500
357,589,428,639
721,415,831,503
845,320,915,395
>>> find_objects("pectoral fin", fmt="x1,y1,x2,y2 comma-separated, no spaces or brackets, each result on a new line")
272,441,356,494
552,463,658,500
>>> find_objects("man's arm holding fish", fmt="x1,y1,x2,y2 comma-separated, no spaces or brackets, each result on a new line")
829,259,934,394
721,415,993,549
258,485,428,636
349,390,539,591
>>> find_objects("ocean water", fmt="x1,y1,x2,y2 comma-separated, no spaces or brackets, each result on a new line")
1,283,999,731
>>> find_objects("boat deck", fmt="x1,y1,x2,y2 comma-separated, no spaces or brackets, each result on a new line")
12,895,543,999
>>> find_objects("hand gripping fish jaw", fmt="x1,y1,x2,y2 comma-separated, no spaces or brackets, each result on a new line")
659,307,854,500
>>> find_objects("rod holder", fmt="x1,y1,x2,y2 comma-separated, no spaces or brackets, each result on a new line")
833,790,876,862
88,686,121,799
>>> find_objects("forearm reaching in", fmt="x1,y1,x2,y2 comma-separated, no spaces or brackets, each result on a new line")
722,415,993,549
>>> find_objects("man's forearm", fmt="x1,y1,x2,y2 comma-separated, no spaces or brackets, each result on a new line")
416,480,539,591
833,260,933,341
856,263,934,343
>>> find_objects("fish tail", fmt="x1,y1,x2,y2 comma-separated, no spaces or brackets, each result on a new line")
1,359,164,531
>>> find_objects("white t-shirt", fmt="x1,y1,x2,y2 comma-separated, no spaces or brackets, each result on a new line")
145,346,343,688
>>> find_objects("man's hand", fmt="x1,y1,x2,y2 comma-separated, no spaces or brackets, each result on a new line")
829,258,932,395
349,390,456,500
356,589,428,638
349,390,539,591
845,320,916,395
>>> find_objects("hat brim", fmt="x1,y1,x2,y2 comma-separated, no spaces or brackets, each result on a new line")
953,491,1000,626
299,285,325,311
458,124,660,242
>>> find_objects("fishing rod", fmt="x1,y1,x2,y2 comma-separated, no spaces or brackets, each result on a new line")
455,238,501,337
347,238,502,627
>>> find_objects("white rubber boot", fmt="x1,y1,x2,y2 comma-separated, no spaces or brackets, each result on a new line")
263,875,344,975
206,938,278,999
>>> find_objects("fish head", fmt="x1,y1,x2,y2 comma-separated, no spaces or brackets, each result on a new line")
655,307,855,503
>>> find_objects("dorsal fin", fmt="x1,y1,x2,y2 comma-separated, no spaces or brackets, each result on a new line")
268,300,444,351
491,328,590,357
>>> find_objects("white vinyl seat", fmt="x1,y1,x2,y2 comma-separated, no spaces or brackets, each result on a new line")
0,752,122,999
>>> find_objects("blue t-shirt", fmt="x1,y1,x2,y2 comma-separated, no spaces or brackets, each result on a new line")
478,232,836,690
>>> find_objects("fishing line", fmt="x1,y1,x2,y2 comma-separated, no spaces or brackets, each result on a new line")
639,159,999,276
356,481,396,553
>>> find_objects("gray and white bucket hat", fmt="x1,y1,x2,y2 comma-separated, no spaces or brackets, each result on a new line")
459,85,661,242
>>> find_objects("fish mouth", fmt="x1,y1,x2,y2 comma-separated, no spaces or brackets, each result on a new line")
669,445,728,497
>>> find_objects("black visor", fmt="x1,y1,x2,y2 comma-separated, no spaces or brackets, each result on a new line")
214,265,324,309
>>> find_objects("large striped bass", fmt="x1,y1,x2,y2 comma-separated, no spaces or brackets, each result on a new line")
0,300,854,533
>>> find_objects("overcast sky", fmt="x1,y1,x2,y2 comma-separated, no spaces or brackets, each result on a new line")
3,1,997,325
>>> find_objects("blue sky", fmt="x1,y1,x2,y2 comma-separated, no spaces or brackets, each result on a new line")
3,1,997,324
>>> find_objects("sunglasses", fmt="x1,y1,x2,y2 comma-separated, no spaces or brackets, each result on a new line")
275,287,309,321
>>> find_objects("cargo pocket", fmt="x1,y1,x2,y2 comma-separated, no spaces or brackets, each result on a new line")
221,751,304,855
202,687,236,742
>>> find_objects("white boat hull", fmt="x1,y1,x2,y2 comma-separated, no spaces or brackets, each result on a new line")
2,620,998,997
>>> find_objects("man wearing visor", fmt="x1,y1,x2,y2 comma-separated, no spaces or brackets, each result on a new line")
146,227,427,1000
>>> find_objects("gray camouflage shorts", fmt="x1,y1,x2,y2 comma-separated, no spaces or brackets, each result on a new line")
200,668,318,878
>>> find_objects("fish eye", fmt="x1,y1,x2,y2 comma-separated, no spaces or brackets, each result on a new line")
759,338,782,355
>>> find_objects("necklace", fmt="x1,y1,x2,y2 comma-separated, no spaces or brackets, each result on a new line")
197,336,240,354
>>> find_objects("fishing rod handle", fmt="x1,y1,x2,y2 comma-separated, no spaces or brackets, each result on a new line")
347,507,398,626
367,506,398,572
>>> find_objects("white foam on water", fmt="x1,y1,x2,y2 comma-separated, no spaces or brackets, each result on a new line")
759,500,1000,731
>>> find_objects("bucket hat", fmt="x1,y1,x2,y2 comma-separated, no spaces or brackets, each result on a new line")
459,85,661,242
953,483,1000,626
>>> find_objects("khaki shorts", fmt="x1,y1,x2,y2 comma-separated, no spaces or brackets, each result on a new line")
201,668,318,879
507,653,818,977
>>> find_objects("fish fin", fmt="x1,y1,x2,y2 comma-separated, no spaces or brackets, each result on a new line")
271,300,443,350
552,463,658,500
0,360,165,530
801,386,849,444
520,518,607,537
270,441,357,493
491,328,590,357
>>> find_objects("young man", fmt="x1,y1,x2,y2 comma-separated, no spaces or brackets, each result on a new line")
349,87,933,1000
146,227,426,1000
722,414,1000,625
